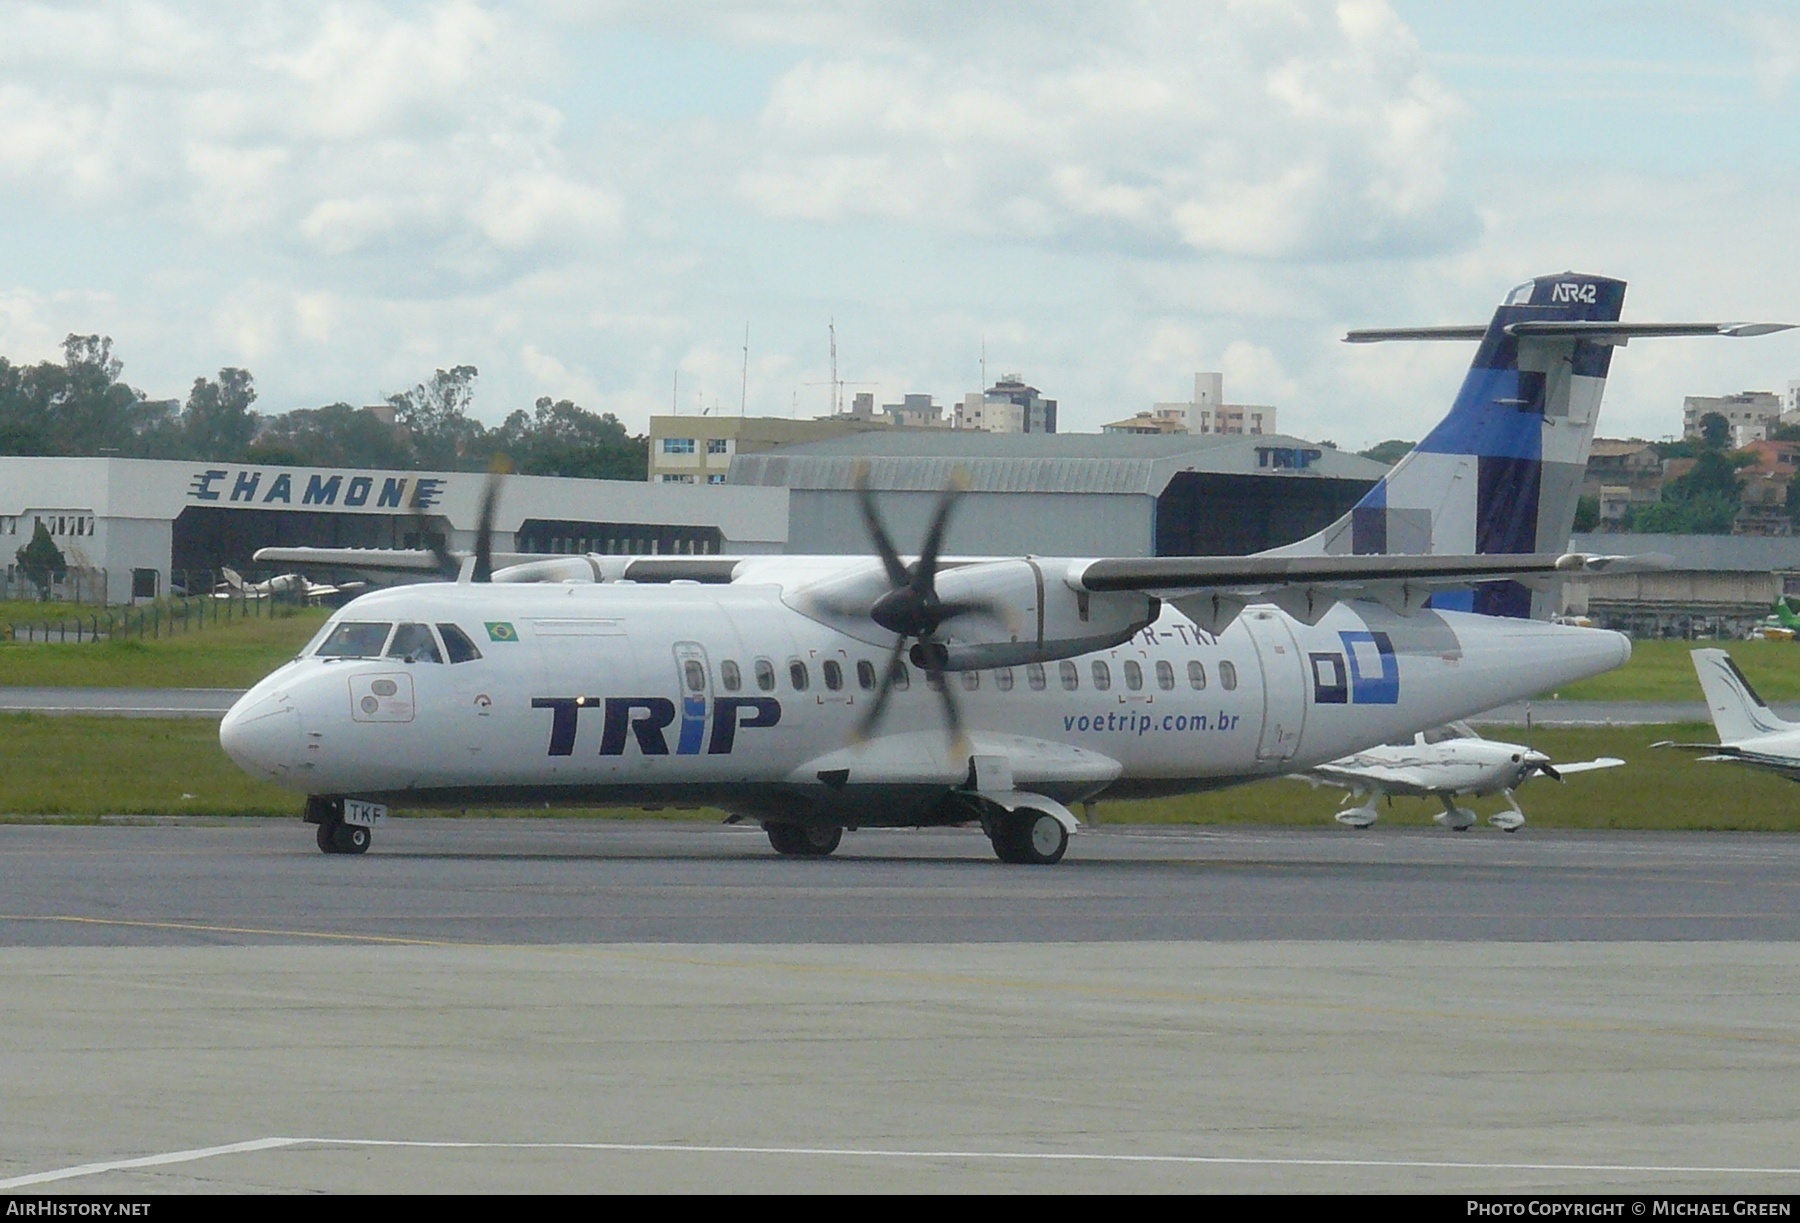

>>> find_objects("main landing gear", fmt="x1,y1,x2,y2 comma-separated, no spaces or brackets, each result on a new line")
306,797,370,855
987,808,1069,865
765,822,843,857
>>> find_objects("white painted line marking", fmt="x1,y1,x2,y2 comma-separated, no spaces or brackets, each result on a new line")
0,1138,302,1188
5,1138,1799,1186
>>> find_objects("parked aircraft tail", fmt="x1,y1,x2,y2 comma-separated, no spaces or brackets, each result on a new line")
1691,647,1795,743
1272,273,1792,618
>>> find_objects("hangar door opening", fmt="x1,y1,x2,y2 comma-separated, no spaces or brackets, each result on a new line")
1154,472,1374,556
172,506,414,573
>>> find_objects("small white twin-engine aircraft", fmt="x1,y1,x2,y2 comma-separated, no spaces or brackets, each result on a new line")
219,273,1789,862
212,567,355,603
1657,649,1800,780
1295,721,1624,832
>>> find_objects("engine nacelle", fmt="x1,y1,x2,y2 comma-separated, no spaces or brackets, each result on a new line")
931,559,1156,669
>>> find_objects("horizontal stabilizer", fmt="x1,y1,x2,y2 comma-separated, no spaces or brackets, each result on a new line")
1346,321,1793,344
1344,325,1488,343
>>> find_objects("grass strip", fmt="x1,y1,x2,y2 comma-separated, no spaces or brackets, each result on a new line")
0,608,329,688
1,715,1795,830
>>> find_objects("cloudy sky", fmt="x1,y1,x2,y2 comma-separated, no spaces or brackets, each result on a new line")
1,0,1797,447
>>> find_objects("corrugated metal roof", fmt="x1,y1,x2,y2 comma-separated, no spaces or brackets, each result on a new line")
729,432,1389,496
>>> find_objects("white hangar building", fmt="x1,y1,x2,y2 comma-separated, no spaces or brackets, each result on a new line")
729,431,1390,558
0,456,789,603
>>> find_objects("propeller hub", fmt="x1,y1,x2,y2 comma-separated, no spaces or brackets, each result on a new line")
871,586,938,638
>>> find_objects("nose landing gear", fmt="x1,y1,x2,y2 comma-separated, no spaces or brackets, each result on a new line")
305,796,371,855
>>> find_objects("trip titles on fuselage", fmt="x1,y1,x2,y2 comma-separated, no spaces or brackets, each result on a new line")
532,695,781,756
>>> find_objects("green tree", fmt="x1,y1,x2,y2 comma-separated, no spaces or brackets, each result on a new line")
178,368,258,460
1359,439,1414,465
1573,495,1600,532
389,365,485,469
249,403,412,470
492,397,649,480
1633,449,1745,534
14,520,66,597
1698,411,1730,449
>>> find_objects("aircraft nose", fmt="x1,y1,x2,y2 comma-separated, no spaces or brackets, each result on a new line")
219,688,302,781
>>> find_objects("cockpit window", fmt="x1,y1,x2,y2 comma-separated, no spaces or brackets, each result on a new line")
314,622,394,658
437,623,482,664
387,623,443,663
1422,723,1477,745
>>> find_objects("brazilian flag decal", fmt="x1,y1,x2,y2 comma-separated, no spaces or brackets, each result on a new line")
485,621,519,643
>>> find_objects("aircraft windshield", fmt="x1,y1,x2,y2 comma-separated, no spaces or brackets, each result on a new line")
387,623,443,664
314,621,394,658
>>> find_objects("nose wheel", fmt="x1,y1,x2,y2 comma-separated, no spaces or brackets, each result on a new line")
316,820,371,854
307,797,371,855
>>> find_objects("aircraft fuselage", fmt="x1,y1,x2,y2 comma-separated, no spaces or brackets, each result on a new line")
221,579,1630,826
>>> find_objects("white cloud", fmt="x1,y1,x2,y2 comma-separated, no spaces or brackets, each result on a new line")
0,1,618,276
735,0,1475,259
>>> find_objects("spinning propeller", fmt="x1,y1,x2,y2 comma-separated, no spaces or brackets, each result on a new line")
851,465,998,744
416,457,510,583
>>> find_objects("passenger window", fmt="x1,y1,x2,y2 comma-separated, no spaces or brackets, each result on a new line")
1188,660,1207,690
889,660,911,690
1220,660,1238,691
789,660,810,691
721,660,742,692
961,670,979,691
387,623,442,664
1026,662,1047,691
823,659,844,691
755,658,776,692
437,623,482,664
1124,660,1143,691
315,621,393,658
1155,659,1174,690
1059,660,1079,691
1092,660,1111,691
995,667,1014,692
856,660,877,690
683,660,706,692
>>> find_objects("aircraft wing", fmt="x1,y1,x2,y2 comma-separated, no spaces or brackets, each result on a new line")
1550,757,1625,776
1301,761,1435,795
1070,551,1661,631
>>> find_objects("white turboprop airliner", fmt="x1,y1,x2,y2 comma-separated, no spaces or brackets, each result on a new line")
1295,721,1624,832
219,273,1790,862
1658,648,1800,780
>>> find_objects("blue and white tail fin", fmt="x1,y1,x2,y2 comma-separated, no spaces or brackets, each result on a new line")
1691,648,1795,744
1272,273,1625,617
1272,273,1793,618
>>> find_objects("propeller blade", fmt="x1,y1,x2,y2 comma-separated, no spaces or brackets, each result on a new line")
928,662,965,753
854,463,910,589
854,638,909,740
1538,762,1564,782
410,501,459,580
471,457,510,583
912,467,969,592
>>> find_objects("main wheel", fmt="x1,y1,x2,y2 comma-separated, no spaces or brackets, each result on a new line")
766,822,842,857
328,822,371,855
990,810,1068,865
